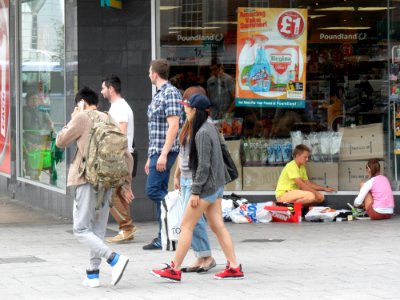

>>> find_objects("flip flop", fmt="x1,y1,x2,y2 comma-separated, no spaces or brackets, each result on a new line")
181,266,201,273
197,258,216,273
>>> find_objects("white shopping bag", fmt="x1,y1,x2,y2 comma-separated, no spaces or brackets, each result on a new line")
161,189,184,251
221,199,234,221
305,206,339,222
229,202,272,224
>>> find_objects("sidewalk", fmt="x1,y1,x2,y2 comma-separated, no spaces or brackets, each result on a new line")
0,197,399,300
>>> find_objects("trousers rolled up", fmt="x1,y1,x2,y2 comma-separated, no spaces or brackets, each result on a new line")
181,177,212,258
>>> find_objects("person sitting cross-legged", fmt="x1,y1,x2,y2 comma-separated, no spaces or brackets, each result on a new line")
353,159,394,220
275,144,335,208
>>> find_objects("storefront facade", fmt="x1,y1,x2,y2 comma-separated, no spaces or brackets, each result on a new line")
1,0,400,220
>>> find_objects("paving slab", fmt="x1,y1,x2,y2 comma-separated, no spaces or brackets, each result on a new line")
0,197,399,299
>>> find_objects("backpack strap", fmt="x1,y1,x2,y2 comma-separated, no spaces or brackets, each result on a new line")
94,187,106,219
78,111,102,178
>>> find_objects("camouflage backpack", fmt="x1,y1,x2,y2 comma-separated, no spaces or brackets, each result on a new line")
79,111,129,192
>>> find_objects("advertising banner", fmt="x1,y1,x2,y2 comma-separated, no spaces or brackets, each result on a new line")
0,0,10,176
236,8,307,108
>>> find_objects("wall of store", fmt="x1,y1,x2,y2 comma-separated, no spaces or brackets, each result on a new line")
2,1,400,220
76,0,155,221
0,0,158,221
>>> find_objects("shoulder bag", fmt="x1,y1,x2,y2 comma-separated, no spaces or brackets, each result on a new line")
214,125,238,183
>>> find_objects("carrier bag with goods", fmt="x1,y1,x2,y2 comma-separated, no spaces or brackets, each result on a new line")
161,190,184,251
229,202,272,224
221,194,249,221
304,207,340,222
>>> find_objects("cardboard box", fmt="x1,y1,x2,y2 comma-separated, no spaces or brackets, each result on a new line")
338,160,386,190
243,166,284,191
339,123,385,161
306,162,339,190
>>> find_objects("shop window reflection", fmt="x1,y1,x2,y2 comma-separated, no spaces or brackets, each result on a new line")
19,0,66,189
159,0,393,189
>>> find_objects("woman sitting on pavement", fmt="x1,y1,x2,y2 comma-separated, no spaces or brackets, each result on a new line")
353,159,394,220
173,86,216,273
275,144,335,208
151,93,244,282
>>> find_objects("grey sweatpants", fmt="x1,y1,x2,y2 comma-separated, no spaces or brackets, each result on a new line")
73,183,113,271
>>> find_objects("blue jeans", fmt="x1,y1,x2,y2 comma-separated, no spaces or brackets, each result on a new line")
181,177,212,258
146,152,178,246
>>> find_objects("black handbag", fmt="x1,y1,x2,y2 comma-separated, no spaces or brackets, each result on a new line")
221,142,238,183
214,125,238,183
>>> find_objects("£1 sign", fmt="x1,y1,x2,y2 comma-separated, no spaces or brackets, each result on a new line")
277,10,305,40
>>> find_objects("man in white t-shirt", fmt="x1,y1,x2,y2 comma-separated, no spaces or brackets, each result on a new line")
101,75,136,243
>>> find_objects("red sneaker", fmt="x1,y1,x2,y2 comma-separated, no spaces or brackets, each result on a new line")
151,262,182,282
214,262,244,280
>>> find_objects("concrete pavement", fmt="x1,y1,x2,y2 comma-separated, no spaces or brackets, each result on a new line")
0,197,399,300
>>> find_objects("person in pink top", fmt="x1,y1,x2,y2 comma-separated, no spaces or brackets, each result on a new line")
353,159,394,220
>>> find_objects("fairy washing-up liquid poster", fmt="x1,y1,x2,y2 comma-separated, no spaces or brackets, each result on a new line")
236,8,307,108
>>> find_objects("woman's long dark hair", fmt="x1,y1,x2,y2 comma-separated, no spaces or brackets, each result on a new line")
189,110,209,171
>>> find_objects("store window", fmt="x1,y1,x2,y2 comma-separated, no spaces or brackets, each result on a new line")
19,0,66,189
157,0,395,192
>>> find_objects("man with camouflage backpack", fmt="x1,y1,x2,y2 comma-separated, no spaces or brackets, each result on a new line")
56,87,134,288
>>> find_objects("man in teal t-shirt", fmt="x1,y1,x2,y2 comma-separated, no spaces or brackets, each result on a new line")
275,144,335,207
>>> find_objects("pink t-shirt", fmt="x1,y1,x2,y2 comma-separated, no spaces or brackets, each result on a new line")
354,175,394,214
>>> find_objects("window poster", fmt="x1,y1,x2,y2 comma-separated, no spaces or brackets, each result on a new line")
236,7,308,108
0,0,10,176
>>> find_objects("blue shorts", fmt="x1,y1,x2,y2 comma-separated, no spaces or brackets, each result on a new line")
202,186,224,203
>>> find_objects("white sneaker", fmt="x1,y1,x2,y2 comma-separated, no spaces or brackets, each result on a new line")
109,254,129,285
82,270,100,288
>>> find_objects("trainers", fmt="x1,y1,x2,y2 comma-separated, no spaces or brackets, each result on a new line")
151,261,181,282
106,229,135,243
142,238,162,250
107,253,129,286
347,203,367,217
214,262,244,280
82,269,100,288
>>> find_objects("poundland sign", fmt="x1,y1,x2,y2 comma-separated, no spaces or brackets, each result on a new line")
311,30,368,43
319,33,367,41
101,0,122,9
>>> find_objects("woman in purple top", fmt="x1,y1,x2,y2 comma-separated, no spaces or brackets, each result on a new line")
353,159,394,220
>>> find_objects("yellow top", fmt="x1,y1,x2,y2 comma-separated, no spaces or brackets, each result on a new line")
275,160,308,198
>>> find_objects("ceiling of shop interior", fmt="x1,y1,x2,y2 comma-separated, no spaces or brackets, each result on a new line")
161,0,398,32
